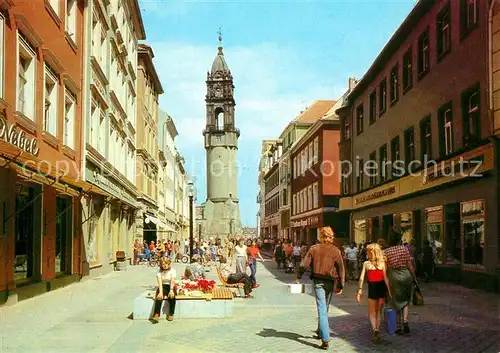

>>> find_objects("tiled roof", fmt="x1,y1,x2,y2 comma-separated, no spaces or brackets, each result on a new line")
294,100,336,124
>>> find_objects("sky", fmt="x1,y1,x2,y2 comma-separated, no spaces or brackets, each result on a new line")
138,0,417,227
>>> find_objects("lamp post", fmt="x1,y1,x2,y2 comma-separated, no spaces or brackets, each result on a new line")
187,181,195,262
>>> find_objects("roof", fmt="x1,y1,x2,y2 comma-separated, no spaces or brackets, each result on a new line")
138,44,164,95
348,0,435,101
128,0,146,40
322,91,349,120
211,47,230,74
294,100,337,124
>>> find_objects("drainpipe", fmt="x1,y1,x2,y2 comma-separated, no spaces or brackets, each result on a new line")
489,0,497,114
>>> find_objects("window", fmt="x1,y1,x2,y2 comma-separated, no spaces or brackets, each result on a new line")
390,65,399,104
369,151,377,187
66,0,77,42
438,102,453,157
379,144,388,183
400,212,413,244
293,157,297,178
307,186,312,211
308,142,313,167
402,48,413,92
343,117,351,140
356,104,364,135
461,200,485,267
462,84,480,144
64,90,76,149
356,158,364,192
313,137,319,164
48,0,59,15
313,182,318,208
369,91,376,124
379,79,387,115
461,0,479,37
420,116,432,162
354,220,367,245
292,194,296,215
404,127,416,172
342,165,350,195
0,14,4,99
17,36,36,119
425,206,444,264
44,66,59,136
437,5,451,59
418,29,430,78
391,136,401,178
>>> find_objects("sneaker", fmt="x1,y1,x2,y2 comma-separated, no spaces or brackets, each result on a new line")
403,322,410,334
320,341,329,350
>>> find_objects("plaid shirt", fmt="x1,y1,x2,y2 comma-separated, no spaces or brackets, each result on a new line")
384,245,411,269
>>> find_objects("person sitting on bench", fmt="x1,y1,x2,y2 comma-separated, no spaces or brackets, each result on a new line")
184,255,206,280
218,256,258,298
152,258,176,323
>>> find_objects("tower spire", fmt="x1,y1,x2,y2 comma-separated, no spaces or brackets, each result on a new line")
217,27,223,50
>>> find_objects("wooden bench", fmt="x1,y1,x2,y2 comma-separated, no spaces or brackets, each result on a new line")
216,268,245,297
212,286,234,300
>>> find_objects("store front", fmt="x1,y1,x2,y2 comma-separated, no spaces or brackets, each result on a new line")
343,143,498,290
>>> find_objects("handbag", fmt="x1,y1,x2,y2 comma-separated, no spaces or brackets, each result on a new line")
413,282,424,306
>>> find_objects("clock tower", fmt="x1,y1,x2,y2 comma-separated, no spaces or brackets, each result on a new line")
199,34,242,239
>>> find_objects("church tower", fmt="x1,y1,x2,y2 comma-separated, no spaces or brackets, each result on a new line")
200,32,242,239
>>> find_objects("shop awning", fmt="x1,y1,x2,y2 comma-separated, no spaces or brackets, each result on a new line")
145,215,175,232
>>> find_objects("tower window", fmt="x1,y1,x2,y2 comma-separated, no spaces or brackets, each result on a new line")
215,107,224,130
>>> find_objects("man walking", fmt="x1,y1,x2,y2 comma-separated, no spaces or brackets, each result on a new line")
296,226,345,350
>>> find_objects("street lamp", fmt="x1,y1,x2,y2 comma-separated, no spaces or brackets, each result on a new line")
187,181,195,262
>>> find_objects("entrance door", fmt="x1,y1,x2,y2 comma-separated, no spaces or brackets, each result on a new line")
55,196,72,274
382,214,394,240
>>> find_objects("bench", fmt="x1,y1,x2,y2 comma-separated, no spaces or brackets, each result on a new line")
216,268,245,297
133,287,234,320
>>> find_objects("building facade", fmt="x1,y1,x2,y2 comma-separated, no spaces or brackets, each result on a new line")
257,140,276,241
338,0,498,290
262,142,282,241
81,0,144,276
198,40,242,240
0,0,92,304
290,100,349,245
135,44,164,244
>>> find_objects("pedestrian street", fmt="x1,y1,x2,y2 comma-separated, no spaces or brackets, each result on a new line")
1,258,499,353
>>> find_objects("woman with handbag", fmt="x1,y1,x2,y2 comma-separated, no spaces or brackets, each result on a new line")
357,243,392,343
384,230,416,335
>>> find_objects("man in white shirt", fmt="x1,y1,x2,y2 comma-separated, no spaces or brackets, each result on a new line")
293,243,301,268
344,242,359,280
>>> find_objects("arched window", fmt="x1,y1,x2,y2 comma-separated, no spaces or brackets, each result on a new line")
215,107,224,130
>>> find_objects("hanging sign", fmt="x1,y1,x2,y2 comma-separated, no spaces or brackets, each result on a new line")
0,117,39,156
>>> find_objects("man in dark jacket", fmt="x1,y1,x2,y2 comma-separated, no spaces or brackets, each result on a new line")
296,226,345,350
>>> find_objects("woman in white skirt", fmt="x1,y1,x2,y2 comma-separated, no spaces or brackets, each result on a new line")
234,238,248,274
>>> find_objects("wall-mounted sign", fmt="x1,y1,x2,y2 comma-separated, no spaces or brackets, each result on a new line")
291,214,320,228
0,117,39,155
355,186,396,205
423,155,484,185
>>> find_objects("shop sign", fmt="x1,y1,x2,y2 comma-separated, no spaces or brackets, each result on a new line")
423,155,484,185
291,215,320,228
0,117,39,156
355,186,396,205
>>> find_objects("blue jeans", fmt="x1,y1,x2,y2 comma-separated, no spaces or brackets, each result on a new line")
313,279,334,342
249,258,257,284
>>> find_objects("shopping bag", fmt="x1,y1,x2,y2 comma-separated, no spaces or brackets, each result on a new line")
385,307,397,335
413,282,424,306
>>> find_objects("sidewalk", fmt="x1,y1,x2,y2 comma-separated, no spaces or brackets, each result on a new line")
0,260,498,352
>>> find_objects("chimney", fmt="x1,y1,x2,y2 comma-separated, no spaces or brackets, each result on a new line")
348,76,357,91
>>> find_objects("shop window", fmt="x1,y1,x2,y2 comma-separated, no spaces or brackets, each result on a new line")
444,203,461,264
402,47,413,93
370,217,380,241
14,183,40,282
354,219,367,245
55,197,72,274
425,206,444,264
400,212,413,244
382,214,394,239
461,200,485,267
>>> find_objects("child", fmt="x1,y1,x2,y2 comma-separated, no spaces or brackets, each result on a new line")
356,243,392,343
151,258,176,323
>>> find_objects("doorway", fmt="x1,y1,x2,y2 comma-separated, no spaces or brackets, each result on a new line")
55,196,72,274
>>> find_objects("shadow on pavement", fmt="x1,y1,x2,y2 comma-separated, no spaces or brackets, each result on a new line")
256,328,320,350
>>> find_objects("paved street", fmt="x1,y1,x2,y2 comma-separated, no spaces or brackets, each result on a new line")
1,259,499,353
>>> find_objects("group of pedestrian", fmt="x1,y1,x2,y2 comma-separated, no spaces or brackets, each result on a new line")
133,239,183,265
295,226,419,350
273,239,309,273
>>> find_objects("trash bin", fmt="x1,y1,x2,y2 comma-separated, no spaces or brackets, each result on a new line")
116,251,127,271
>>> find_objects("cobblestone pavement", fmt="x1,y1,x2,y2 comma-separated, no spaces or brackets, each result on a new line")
1,259,499,353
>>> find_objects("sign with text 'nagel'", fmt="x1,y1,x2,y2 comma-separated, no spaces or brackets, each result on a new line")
0,117,39,156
